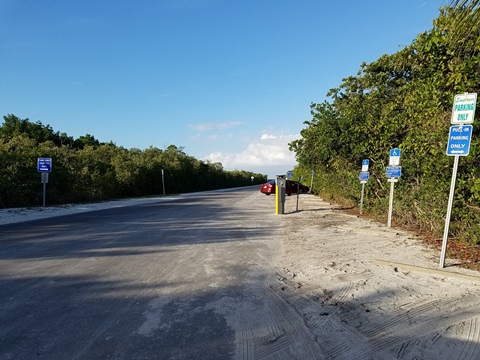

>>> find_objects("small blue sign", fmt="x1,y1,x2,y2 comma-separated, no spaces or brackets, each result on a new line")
446,125,473,156
37,158,52,172
359,171,369,181
287,171,294,179
361,159,369,171
386,166,401,178
390,148,401,157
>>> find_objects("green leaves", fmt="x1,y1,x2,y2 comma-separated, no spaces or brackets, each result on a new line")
0,116,264,207
291,5,480,244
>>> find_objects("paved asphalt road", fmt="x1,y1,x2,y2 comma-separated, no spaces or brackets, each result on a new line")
0,188,322,360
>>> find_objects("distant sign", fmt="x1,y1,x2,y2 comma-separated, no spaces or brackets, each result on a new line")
287,171,294,179
389,149,401,166
386,166,401,178
446,125,473,156
359,171,369,181
37,158,52,172
451,93,477,124
361,159,369,172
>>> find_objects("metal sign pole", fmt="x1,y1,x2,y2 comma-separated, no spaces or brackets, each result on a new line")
360,182,365,215
386,151,401,228
295,175,304,212
387,179,395,228
309,170,314,193
161,169,165,196
439,155,460,268
439,92,477,267
37,157,52,207
41,172,48,207
359,160,370,215
296,182,300,212
43,181,46,207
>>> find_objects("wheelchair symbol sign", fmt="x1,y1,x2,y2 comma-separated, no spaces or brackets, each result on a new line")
389,148,401,166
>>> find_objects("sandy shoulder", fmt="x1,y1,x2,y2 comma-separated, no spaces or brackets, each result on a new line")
273,194,480,359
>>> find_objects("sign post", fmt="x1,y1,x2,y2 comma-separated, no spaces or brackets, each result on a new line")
359,159,369,215
309,170,314,194
386,149,401,228
296,175,304,212
161,169,166,196
37,158,52,207
440,93,476,268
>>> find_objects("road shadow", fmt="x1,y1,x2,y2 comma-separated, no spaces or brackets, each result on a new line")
0,193,276,261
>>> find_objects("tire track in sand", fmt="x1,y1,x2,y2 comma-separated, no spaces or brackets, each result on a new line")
457,317,480,360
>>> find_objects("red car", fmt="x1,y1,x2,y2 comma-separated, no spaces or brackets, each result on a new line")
260,180,309,196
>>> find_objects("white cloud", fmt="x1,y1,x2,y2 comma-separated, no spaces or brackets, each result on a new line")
189,132,235,142
203,132,300,175
260,133,277,140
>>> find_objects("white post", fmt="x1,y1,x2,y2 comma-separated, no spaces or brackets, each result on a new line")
309,170,314,193
387,179,396,228
296,183,299,212
360,182,365,215
439,155,460,268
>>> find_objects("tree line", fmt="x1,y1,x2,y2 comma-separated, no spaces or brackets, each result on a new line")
0,114,266,208
289,6,480,245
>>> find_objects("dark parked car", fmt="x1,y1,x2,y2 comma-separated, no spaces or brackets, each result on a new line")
260,180,309,195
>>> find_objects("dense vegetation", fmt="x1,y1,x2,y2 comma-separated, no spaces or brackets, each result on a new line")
290,6,480,245
0,114,266,208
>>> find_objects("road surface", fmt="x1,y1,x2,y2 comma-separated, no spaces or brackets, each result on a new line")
0,188,321,359
2,188,480,359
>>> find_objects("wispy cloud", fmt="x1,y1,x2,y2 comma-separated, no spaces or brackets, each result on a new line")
153,92,175,99
188,121,244,132
189,133,234,142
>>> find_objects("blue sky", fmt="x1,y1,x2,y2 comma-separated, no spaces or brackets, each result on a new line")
1,0,444,178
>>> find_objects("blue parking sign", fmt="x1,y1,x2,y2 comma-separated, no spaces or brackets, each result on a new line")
386,166,401,178
446,125,473,156
359,171,369,181
37,158,52,172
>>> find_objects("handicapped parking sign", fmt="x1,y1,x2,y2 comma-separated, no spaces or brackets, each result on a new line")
361,159,369,172
389,148,401,166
